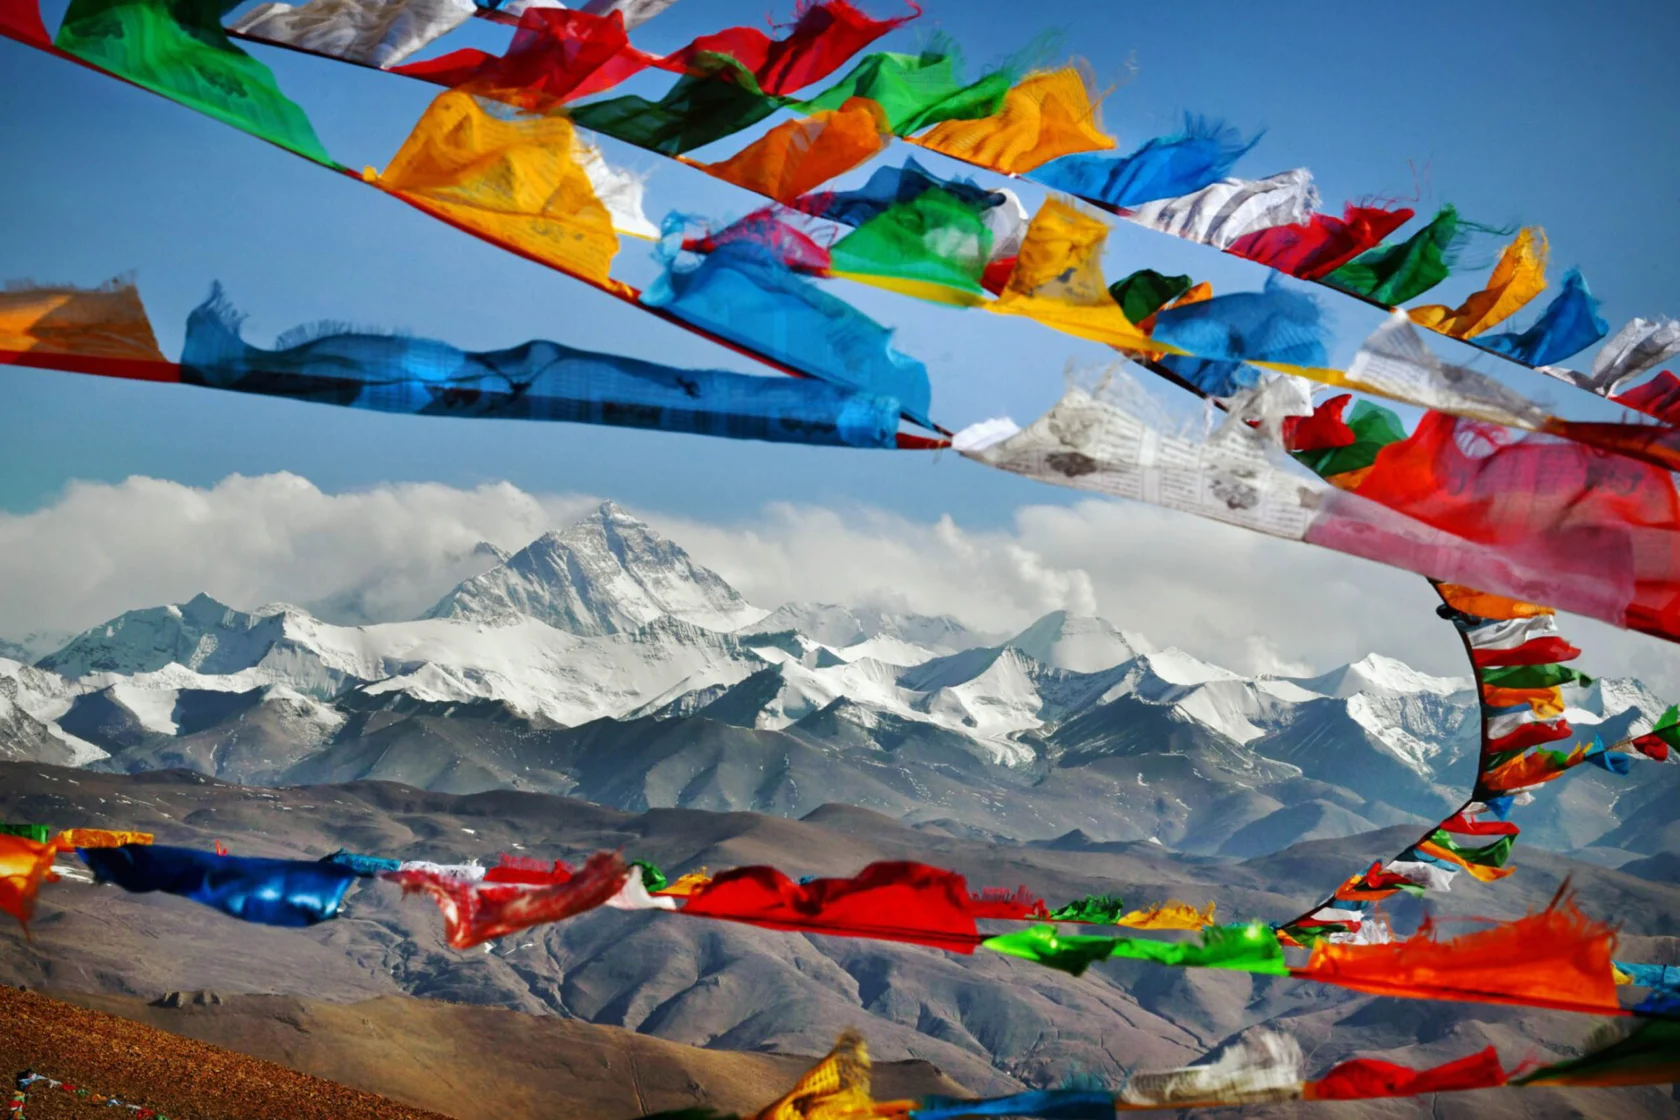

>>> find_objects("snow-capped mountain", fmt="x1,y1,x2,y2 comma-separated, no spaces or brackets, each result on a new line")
4,501,1673,855
428,501,764,635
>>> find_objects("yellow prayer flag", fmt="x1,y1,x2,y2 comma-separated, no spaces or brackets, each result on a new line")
56,828,154,849
653,870,713,898
0,278,165,361
986,198,1153,349
368,91,630,294
752,1031,910,1120
1117,900,1217,931
914,67,1115,174
697,97,889,205
1408,227,1548,339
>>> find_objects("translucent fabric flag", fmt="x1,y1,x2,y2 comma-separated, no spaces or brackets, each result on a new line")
57,829,153,849
642,235,933,426
393,7,656,107
367,91,628,292
1325,205,1467,306
794,44,1015,136
1304,1048,1508,1100
1293,902,1622,1014
697,97,890,205
1614,371,1680,425
988,199,1153,349
179,285,903,447
1149,277,1328,398
230,0,475,68
1340,311,1551,430
1123,169,1319,250
54,0,331,162
828,186,992,304
1116,1032,1303,1109
80,843,357,927
568,54,783,156
483,853,573,884
1409,227,1549,339
602,863,679,912
982,920,1288,978
1515,1019,1680,1088
0,833,57,931
796,156,1007,227
385,850,627,948
1117,900,1217,931
965,885,1049,921
751,1031,889,1120
1463,614,1581,668
1108,268,1192,325
1476,268,1609,366
914,67,1116,175
1047,893,1126,924
657,0,917,96
572,0,678,30
1578,317,1680,397
324,849,402,876
682,207,834,272
1227,203,1415,282
0,278,166,364
574,136,661,240
1030,115,1257,210
679,861,981,952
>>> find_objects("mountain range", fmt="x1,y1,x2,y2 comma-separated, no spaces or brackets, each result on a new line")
5,500,1677,859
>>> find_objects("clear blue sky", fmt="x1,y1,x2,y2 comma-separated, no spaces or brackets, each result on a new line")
4,0,1678,526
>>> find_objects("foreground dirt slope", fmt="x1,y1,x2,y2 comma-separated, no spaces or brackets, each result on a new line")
1,986,453,1120
27,987,968,1120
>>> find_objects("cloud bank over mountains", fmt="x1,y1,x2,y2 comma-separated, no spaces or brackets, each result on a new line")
4,470,1678,688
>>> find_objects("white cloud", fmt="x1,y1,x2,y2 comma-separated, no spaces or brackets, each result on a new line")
3,472,1678,693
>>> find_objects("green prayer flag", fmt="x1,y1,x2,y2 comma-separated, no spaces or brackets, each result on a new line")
1425,830,1515,868
794,49,1013,136
1047,894,1127,924
1646,705,1680,749
1514,1019,1680,1087
1294,399,1407,479
981,924,1122,977
983,921,1288,978
1324,205,1461,306
829,187,992,297
630,860,668,893
0,823,52,844
1108,269,1193,323
571,54,784,156
54,0,331,163
1480,663,1593,689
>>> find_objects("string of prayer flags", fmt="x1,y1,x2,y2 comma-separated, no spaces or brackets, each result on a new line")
79,843,357,927
642,233,935,426
913,67,1115,175
695,96,891,204
54,0,333,163
367,91,630,292
1408,227,1549,339
384,850,627,949
176,284,905,447
679,860,981,952
1123,169,1319,250
1030,114,1257,211
1227,203,1415,282
393,7,657,107
0,833,58,930
1476,267,1609,366
794,43,1016,136
230,0,475,69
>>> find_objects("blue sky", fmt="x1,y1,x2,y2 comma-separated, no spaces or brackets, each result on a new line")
5,0,1678,525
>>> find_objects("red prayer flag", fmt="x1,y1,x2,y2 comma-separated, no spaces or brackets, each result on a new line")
980,255,1018,296
1305,1046,1508,1100
1229,205,1415,282
389,850,627,949
1632,734,1671,761
1613,370,1680,426
1470,636,1583,668
483,853,575,885
394,8,655,107
657,1,918,96
1282,393,1356,452
1485,718,1573,755
966,885,1050,921
0,0,51,46
680,860,981,952
683,208,834,273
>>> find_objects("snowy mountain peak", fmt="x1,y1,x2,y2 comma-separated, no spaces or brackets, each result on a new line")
1004,611,1153,674
427,503,765,636
37,594,295,679
1295,653,1468,699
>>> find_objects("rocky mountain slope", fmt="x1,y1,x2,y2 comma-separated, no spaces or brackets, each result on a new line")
4,501,1675,857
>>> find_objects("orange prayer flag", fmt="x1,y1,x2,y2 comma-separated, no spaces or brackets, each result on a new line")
57,828,154,849
914,67,1114,174
0,833,59,931
1295,901,1621,1015
1409,228,1548,339
368,91,629,293
1117,899,1217,931
653,870,712,898
696,97,889,205
0,277,166,362
1437,583,1555,620
1480,684,1566,715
